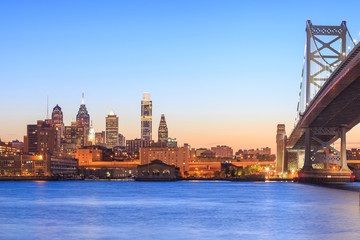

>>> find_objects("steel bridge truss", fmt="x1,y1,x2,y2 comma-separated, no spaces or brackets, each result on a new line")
305,20,347,104
303,126,349,170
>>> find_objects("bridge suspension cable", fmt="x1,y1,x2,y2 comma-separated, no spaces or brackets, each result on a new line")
295,40,307,125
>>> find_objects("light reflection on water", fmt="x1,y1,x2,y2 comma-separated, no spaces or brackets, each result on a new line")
0,181,360,240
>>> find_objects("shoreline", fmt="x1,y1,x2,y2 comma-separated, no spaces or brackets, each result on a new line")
0,176,294,182
2,176,360,183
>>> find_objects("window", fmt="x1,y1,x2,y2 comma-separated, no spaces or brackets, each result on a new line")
152,169,160,176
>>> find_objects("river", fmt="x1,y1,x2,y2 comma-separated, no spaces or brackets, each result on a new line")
0,181,359,240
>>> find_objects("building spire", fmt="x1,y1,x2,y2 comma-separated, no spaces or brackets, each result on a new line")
46,94,49,119
82,92,85,105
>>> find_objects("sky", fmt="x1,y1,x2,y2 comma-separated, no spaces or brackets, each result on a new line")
1,0,360,153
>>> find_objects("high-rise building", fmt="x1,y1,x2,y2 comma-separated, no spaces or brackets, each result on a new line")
76,93,90,141
25,120,59,156
26,124,38,154
51,104,64,137
126,139,154,155
276,124,287,176
88,122,95,145
158,114,168,144
37,119,59,156
65,122,85,147
118,133,126,147
61,121,85,156
106,110,119,148
95,131,106,146
141,93,152,140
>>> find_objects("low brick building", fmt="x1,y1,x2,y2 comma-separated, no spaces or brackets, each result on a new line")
136,160,180,181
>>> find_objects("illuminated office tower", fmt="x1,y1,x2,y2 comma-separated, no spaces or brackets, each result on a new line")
88,121,95,145
141,93,152,140
76,93,90,141
51,104,64,137
106,110,119,148
158,114,168,144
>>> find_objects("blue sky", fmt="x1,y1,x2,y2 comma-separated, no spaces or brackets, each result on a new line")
1,0,360,151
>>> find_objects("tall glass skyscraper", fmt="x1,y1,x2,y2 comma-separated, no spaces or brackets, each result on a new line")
141,93,152,140
106,110,119,148
51,104,64,137
158,114,168,144
76,93,90,140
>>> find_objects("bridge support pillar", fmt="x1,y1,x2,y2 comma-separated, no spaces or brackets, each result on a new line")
297,126,353,183
340,125,349,170
303,127,312,170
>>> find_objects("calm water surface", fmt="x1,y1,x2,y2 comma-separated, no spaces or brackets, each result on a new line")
0,181,360,240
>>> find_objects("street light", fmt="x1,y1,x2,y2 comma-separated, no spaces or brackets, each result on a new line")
265,167,269,179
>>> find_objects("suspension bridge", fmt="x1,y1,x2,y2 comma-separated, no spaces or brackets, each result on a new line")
282,20,360,182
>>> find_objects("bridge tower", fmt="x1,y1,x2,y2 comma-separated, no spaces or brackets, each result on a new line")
305,20,347,105
294,21,356,182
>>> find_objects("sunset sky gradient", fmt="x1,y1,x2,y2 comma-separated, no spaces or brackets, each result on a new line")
1,0,360,152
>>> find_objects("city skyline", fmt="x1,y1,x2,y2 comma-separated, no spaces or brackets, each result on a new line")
2,1,360,152
3,93,276,151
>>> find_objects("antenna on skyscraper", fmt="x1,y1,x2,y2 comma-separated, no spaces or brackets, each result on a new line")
46,94,49,119
82,92,85,104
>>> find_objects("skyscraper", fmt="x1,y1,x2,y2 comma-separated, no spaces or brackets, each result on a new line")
106,110,119,148
51,104,64,137
141,93,152,140
61,121,85,156
37,119,59,156
88,121,95,145
276,124,287,176
76,93,90,140
26,124,38,154
158,114,168,144
118,133,126,147
24,119,59,156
